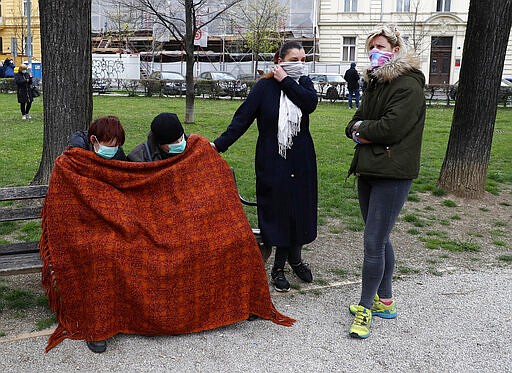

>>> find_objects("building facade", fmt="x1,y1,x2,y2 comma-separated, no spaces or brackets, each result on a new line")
0,0,41,64
316,0,512,84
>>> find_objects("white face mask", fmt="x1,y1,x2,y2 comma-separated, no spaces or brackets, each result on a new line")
279,62,306,79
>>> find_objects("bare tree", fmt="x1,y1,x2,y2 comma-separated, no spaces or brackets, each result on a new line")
234,0,287,78
8,3,31,60
437,0,512,198
405,0,431,55
109,0,242,123
34,0,93,184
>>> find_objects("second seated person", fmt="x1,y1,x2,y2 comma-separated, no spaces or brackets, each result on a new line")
128,112,187,161
212,41,319,292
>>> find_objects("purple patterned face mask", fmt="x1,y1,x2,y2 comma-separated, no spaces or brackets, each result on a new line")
369,49,394,68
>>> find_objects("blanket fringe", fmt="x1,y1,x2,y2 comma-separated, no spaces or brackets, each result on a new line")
39,214,78,352
44,324,67,353
269,305,296,327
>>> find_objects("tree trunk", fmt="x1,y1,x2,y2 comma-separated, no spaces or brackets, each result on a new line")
184,0,195,124
33,0,92,184
437,0,512,198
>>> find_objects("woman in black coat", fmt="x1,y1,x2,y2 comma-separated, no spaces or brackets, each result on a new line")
14,64,33,120
213,41,318,292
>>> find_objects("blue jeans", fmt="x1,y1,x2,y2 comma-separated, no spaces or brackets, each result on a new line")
357,176,412,309
348,89,360,108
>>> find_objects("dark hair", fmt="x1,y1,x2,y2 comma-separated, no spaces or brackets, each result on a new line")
278,41,304,59
88,116,125,146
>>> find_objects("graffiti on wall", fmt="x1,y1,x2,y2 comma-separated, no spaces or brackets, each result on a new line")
92,58,126,80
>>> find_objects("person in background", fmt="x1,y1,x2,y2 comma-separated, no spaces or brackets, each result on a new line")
68,115,127,161
212,41,318,292
2,58,15,78
14,64,33,120
345,25,426,339
344,62,360,109
128,112,187,162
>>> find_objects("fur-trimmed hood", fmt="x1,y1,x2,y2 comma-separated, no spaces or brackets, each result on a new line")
364,51,423,85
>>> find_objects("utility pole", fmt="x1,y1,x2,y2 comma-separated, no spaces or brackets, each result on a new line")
27,0,33,73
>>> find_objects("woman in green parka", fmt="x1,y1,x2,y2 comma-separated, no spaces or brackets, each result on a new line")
345,25,426,339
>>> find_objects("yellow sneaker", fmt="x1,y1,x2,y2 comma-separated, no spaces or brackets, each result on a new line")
349,294,397,319
349,305,372,339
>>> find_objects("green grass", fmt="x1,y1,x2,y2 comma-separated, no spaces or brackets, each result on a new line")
498,255,512,262
0,284,48,312
329,268,349,278
442,199,457,207
0,94,511,229
407,194,421,202
402,214,428,227
398,266,420,274
36,315,58,331
420,237,481,252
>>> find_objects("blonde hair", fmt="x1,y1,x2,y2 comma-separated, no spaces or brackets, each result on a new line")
365,25,405,53
19,64,28,71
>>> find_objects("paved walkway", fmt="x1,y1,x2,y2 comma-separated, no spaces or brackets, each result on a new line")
0,267,510,373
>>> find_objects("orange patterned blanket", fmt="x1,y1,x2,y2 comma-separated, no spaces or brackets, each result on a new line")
39,134,294,352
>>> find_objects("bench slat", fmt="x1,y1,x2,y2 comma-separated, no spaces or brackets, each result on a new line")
0,242,39,255
0,253,42,276
0,185,48,201
0,207,42,222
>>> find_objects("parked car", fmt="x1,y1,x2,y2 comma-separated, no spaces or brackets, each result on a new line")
196,71,247,96
92,78,111,94
308,73,346,101
449,78,512,100
150,71,186,95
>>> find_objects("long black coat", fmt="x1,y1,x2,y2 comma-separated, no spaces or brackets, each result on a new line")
214,75,318,246
14,72,33,103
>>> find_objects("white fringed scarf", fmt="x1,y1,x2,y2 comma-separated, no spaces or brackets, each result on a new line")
277,62,305,158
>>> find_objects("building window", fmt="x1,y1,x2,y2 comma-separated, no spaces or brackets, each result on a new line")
396,0,410,12
0,37,3,54
342,37,356,62
344,0,358,12
436,0,451,12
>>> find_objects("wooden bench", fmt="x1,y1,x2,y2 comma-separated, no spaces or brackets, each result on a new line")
0,185,48,275
0,181,271,276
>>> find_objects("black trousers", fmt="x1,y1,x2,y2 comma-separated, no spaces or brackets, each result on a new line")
20,102,32,115
273,245,302,269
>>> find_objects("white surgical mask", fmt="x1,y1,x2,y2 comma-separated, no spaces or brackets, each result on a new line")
279,62,306,80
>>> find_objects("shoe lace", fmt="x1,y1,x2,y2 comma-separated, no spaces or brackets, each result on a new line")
354,310,370,326
273,269,286,281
